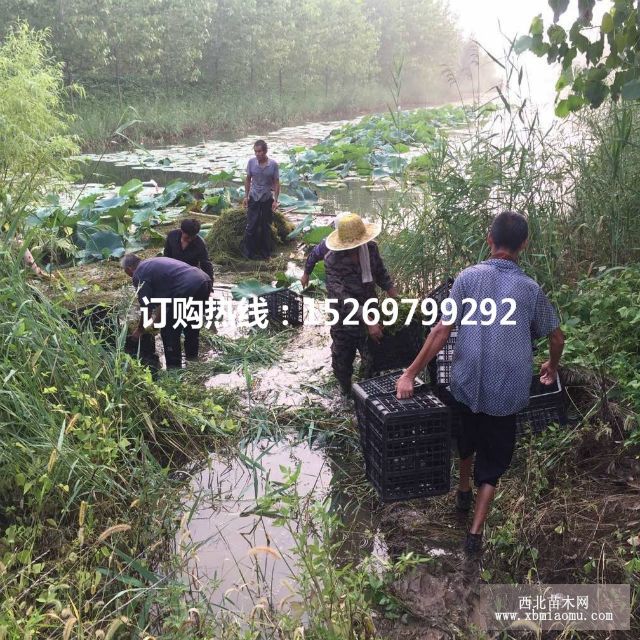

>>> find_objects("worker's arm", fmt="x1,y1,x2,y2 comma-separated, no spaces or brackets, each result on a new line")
532,288,563,385
272,178,280,211
243,164,251,207
163,232,173,258
540,327,565,385
396,320,454,398
301,240,329,287
196,241,214,280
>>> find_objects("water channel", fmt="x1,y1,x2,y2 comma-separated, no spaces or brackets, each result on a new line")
74,115,475,626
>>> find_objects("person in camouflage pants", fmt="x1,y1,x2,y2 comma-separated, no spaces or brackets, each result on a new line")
324,214,397,395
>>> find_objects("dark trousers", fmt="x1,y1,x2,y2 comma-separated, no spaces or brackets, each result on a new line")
330,325,373,390
160,282,212,369
242,197,274,259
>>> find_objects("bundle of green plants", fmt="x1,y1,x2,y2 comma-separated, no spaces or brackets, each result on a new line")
204,207,294,265
381,298,426,336
0,253,233,636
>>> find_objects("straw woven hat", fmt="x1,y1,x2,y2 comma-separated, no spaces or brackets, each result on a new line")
325,213,381,251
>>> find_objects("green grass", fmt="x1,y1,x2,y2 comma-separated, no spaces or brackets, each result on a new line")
70,84,417,152
0,251,237,636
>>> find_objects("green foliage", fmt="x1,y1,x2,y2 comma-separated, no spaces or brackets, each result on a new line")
0,0,481,143
23,179,195,264
0,23,78,223
249,465,430,636
0,254,234,636
570,102,640,267
286,105,469,180
380,100,568,295
560,266,640,440
518,0,640,116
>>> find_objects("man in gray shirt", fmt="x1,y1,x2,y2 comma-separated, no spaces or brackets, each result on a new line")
396,211,564,554
241,139,280,260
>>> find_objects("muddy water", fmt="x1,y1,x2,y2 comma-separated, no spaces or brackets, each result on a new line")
179,438,332,611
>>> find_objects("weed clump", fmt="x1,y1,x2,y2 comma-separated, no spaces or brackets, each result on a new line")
205,207,294,266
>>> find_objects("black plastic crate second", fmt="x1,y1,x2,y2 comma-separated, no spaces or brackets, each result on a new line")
516,375,566,437
427,278,454,307
263,289,304,326
366,437,450,501
433,375,566,441
368,321,425,375
360,388,451,501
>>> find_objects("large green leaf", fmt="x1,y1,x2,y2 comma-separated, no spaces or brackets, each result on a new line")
621,79,640,100
231,279,280,301
119,179,144,199
76,229,125,262
302,226,332,245
154,180,191,208
287,213,314,239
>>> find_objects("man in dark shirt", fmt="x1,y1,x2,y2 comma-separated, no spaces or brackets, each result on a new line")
121,255,212,368
324,214,397,395
163,218,214,279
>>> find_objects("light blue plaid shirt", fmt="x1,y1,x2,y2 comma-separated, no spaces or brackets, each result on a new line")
448,258,560,416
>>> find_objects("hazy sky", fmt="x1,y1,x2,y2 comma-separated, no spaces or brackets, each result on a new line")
447,0,609,114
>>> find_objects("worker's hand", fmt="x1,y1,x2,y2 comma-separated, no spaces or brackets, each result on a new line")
367,323,384,344
387,286,399,298
243,196,249,208
396,372,415,399
300,273,310,288
271,200,279,212
539,360,557,386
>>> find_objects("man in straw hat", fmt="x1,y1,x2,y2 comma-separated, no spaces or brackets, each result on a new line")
324,213,397,395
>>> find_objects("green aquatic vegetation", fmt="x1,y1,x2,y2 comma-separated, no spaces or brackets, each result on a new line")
0,254,236,637
284,105,470,181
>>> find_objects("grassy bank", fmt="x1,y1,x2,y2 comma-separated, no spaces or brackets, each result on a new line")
69,84,461,152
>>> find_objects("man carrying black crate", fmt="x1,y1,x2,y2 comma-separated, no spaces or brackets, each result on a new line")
396,211,565,555
324,214,398,396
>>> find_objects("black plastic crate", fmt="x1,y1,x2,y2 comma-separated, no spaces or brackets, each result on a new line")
433,375,566,442
263,288,304,326
68,304,119,345
427,278,454,307
516,375,566,437
353,369,426,403
357,388,451,502
353,370,426,452
368,321,425,375
435,330,457,385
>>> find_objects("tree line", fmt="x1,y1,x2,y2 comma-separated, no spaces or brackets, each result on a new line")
0,0,482,104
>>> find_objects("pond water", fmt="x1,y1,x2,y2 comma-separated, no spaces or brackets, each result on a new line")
179,437,384,614
76,116,405,218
